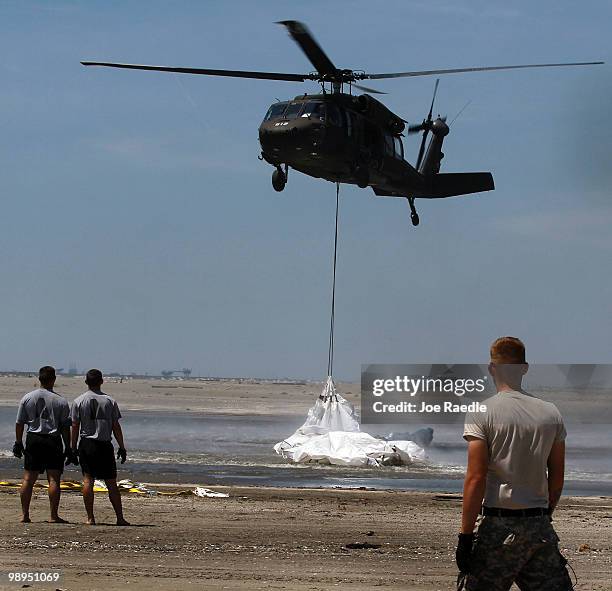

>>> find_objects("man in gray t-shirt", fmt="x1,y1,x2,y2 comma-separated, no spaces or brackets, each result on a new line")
71,389,122,442
14,366,72,523
456,337,571,591
464,391,566,510
70,369,129,526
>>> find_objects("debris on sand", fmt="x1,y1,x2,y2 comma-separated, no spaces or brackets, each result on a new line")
345,542,381,550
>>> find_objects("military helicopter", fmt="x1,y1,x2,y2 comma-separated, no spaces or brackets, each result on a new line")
82,21,602,226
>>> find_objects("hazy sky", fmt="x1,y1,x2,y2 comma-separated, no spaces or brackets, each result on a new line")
1,1,610,380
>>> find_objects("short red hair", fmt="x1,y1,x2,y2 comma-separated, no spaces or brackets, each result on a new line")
490,336,526,364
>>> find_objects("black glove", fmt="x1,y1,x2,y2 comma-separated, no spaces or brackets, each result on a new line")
65,448,79,466
456,533,475,573
116,447,127,464
12,441,24,459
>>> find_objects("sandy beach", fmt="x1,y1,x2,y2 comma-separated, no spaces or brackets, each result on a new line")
2,375,611,590
0,486,610,591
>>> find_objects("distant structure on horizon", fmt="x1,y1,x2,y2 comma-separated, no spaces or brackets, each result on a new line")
161,368,192,378
67,363,78,376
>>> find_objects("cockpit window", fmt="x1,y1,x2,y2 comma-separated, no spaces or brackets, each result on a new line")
301,101,325,119
283,102,303,119
264,103,288,121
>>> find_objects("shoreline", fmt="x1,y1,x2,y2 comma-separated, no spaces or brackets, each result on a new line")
2,465,611,498
1,477,610,497
2,478,611,500
0,398,309,417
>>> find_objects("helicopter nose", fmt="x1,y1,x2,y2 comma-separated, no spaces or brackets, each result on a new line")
259,120,323,152
267,122,300,137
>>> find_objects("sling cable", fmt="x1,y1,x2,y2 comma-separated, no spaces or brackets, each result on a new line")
327,183,341,378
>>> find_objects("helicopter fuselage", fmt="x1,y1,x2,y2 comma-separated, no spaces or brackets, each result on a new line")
258,92,423,195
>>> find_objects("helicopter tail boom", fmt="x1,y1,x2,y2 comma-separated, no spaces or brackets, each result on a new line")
413,172,494,198
372,172,494,199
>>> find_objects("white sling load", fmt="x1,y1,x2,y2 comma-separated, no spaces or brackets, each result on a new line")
274,377,425,467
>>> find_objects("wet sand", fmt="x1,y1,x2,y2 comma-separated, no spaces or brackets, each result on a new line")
0,485,611,591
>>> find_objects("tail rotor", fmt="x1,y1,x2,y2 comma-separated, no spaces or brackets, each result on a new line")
408,79,447,171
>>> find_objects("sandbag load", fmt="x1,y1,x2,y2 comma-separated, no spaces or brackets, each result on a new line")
274,377,425,467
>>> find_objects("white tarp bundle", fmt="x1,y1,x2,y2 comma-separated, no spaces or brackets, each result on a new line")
274,377,425,467
193,486,229,498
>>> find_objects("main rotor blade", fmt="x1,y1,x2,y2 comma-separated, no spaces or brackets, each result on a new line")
365,61,604,80
352,82,386,94
277,20,337,76
81,61,307,82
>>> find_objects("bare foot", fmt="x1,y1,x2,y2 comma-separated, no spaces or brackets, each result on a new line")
20,515,31,523
48,516,69,524
85,518,96,525
116,518,130,526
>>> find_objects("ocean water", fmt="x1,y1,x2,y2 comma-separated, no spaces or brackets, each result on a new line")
1,407,611,496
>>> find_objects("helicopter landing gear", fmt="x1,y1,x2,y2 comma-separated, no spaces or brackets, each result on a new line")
272,165,287,192
408,197,420,227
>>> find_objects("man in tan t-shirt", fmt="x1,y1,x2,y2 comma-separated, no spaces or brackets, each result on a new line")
456,337,572,591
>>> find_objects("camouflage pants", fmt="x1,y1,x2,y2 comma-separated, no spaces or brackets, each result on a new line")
460,515,572,591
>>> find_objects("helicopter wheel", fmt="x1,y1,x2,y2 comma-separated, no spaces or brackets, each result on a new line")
272,167,286,192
